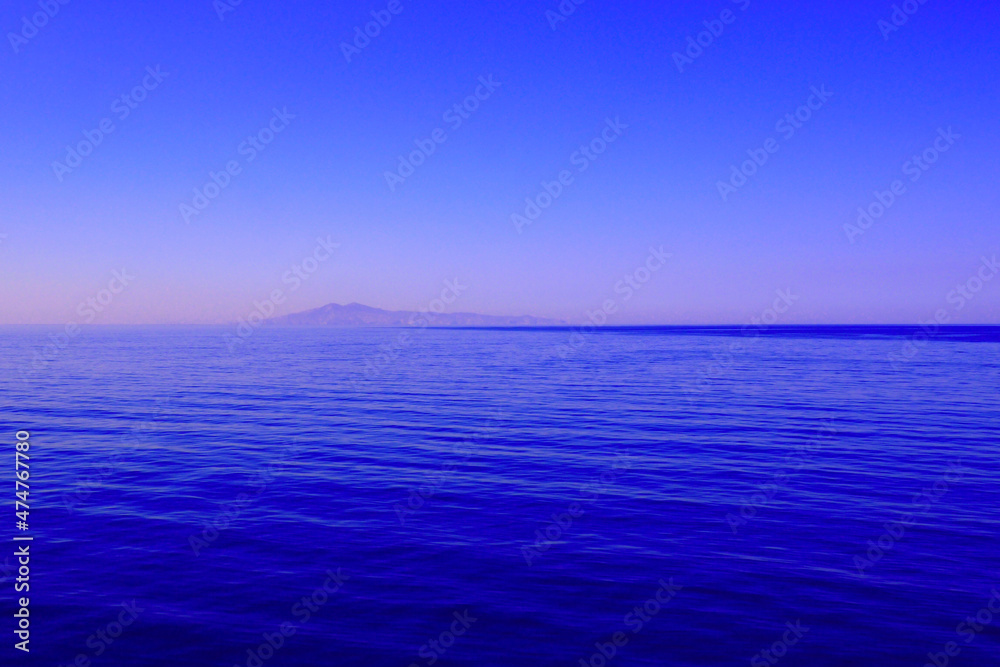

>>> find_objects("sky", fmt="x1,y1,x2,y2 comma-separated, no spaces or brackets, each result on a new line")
1,0,998,325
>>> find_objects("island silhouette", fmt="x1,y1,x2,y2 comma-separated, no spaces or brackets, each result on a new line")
269,302,567,327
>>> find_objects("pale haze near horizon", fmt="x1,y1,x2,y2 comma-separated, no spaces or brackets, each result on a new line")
1,1,998,326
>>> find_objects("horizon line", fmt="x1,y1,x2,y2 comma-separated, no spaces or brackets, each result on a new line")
4,323,1000,329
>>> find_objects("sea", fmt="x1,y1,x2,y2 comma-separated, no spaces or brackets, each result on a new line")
1,325,998,666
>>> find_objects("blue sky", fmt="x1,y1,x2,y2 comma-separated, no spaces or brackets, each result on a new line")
1,0,998,324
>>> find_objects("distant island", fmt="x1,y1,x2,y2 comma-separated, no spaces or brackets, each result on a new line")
269,302,567,327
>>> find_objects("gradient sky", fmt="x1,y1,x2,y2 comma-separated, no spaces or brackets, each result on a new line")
2,0,998,324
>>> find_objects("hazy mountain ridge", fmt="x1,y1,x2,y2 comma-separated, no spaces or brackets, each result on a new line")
270,302,567,327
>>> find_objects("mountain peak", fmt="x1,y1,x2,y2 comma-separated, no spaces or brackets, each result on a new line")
269,302,565,327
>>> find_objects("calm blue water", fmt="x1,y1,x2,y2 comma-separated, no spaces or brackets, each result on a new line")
2,326,998,666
